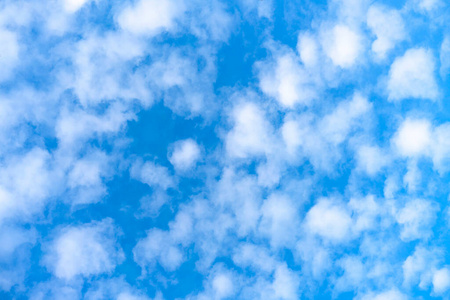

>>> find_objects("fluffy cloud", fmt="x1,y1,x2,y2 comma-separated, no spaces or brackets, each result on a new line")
432,267,450,294
322,24,363,68
356,145,390,176
259,193,299,248
130,160,175,190
305,198,352,242
117,0,184,35
281,93,371,171
2,0,450,299
387,48,439,101
43,219,124,280
258,51,318,107
393,118,432,157
134,210,193,272
225,101,275,158
168,139,201,172
395,199,438,242
297,32,319,67
367,5,406,59
62,0,92,13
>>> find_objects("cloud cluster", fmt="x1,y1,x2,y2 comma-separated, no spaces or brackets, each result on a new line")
1,0,450,299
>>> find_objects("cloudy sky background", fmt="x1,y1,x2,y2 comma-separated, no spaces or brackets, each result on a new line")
1,0,450,299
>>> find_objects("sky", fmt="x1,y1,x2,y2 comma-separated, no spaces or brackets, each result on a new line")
1,0,450,299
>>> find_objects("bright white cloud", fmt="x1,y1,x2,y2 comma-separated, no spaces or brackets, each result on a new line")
225,102,274,158
62,0,91,13
305,198,352,242
393,118,432,157
169,139,201,172
43,219,124,280
367,5,406,59
322,24,362,68
117,0,184,35
297,32,319,67
432,267,450,294
259,52,317,107
387,48,439,101
212,273,234,299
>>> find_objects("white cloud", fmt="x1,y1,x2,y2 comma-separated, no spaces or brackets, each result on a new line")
348,195,381,233
391,118,450,173
130,160,175,190
225,102,274,158
66,32,148,106
259,52,317,107
322,24,363,68
393,118,432,157
169,139,201,172
212,273,234,299
56,103,135,148
280,93,372,171
232,243,276,273
214,169,262,237
432,267,450,294
62,0,91,13
367,5,406,60
67,150,109,205
30,280,82,300
189,265,239,300
356,145,389,176
271,264,299,300
305,198,352,242
297,32,319,67
334,256,365,292
387,48,439,101
415,0,443,11
117,0,184,35
403,246,441,289
260,194,299,248
146,47,217,116
0,148,55,223
43,219,124,280
134,210,194,272
396,199,438,241
431,123,450,173
319,93,371,145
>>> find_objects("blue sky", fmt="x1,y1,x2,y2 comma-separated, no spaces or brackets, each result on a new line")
1,0,450,299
